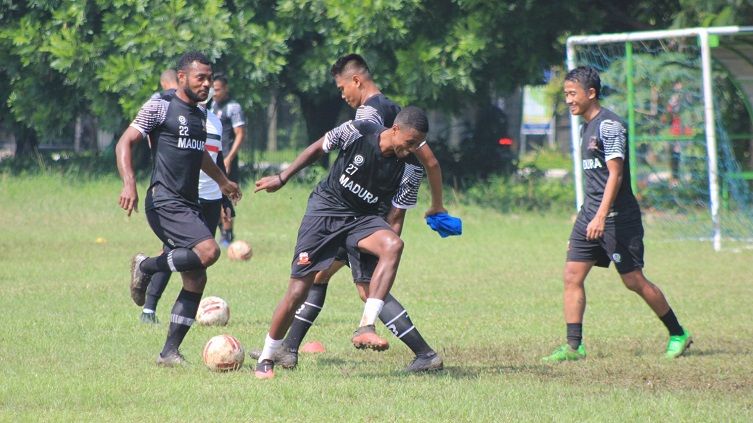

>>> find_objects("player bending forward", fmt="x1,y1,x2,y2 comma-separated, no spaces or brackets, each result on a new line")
253,107,433,379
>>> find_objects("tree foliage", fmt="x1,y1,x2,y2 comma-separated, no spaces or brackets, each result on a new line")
2,0,751,160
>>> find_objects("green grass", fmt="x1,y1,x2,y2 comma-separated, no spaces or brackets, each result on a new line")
1,174,752,422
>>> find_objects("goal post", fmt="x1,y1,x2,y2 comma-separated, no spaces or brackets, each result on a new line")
566,26,753,251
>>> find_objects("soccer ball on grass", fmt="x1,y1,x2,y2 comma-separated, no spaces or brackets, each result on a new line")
196,296,230,326
202,334,245,371
227,240,252,261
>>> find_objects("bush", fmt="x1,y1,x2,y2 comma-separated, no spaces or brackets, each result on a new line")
461,169,574,212
0,150,122,179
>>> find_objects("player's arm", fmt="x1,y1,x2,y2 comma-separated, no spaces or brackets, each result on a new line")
202,152,241,203
224,125,245,171
385,206,407,236
413,143,447,217
115,126,145,216
254,137,326,193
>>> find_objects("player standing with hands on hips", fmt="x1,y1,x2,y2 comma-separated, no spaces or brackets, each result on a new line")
543,66,692,363
116,51,241,366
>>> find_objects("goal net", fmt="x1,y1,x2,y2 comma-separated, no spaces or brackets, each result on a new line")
566,27,753,250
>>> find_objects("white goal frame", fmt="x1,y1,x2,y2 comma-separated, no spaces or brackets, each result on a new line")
566,26,753,251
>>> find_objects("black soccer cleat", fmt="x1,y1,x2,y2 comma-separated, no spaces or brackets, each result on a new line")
248,345,298,369
405,351,444,373
156,350,186,367
254,359,275,380
140,311,159,324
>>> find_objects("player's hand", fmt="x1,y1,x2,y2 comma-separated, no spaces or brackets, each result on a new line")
424,205,448,218
254,174,285,193
586,215,606,240
118,185,139,216
221,181,242,205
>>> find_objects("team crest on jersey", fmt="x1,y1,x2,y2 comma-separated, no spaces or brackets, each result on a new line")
297,252,311,265
587,136,600,151
354,154,365,165
612,253,622,263
179,115,187,125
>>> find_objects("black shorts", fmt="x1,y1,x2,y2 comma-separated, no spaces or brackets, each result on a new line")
290,215,390,278
334,246,349,263
566,214,645,274
347,250,378,283
329,246,375,284
146,203,213,250
198,198,222,237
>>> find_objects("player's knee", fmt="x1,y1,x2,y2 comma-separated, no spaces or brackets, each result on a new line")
313,271,331,285
563,270,584,289
201,244,221,267
285,277,313,304
382,236,404,258
619,271,644,292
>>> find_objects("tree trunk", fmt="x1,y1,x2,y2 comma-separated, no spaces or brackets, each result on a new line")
297,92,343,168
266,88,278,152
74,115,83,153
13,125,38,158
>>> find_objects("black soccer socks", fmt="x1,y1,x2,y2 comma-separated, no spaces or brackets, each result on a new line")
144,271,171,312
379,294,433,356
161,289,202,356
141,248,204,274
566,322,583,350
659,308,685,336
284,283,328,351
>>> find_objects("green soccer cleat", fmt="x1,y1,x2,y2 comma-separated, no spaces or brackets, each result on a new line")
664,330,693,359
542,344,586,363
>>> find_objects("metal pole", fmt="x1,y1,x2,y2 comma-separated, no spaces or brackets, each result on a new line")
566,40,584,210
699,30,722,251
625,41,638,194
567,26,751,46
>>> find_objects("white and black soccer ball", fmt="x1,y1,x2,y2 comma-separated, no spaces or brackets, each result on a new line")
202,334,245,372
196,296,230,326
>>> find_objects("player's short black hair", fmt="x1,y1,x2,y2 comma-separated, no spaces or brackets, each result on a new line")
394,106,429,134
565,66,601,99
213,72,228,86
331,54,371,78
177,51,211,72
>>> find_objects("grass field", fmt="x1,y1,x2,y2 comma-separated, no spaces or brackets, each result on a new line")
1,174,752,422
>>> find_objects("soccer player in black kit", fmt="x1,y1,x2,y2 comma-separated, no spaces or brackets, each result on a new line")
249,54,445,373
542,66,692,362
116,51,241,366
252,107,431,379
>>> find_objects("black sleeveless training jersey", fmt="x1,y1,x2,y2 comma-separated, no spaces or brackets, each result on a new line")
130,91,207,210
579,107,641,223
305,120,416,217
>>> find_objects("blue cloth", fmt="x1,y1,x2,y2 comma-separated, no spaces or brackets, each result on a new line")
425,212,462,238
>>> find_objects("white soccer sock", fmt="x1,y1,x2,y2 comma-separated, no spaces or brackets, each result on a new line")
359,298,385,327
258,333,283,363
